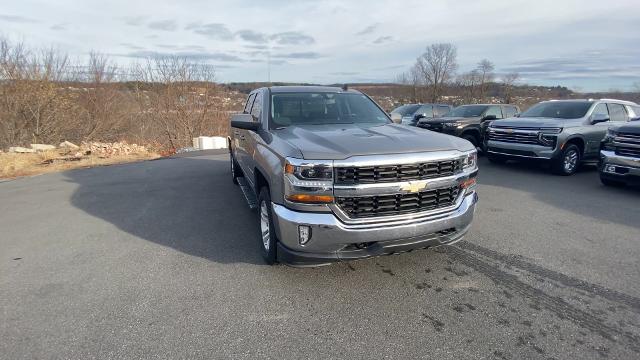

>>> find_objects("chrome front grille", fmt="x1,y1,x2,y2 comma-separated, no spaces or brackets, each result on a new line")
335,160,462,185
488,128,540,145
336,185,460,218
614,133,640,158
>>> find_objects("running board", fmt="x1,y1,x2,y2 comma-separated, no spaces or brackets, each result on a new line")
237,177,258,209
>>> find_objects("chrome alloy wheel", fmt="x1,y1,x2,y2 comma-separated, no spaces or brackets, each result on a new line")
260,201,270,251
564,149,578,172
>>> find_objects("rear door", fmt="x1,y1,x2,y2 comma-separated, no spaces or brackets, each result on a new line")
584,102,610,156
235,92,256,174
242,90,263,183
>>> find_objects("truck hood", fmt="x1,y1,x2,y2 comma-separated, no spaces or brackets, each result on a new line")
490,117,579,128
615,121,640,134
273,123,473,160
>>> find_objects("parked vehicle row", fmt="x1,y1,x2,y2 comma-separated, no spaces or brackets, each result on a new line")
483,99,638,175
416,104,519,149
392,98,639,184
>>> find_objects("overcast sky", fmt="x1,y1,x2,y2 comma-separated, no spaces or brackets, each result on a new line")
2,0,639,91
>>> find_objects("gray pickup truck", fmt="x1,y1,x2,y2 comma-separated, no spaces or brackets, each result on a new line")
228,86,478,266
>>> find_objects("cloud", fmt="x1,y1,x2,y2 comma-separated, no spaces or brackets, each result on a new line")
186,22,234,40
148,20,178,31
272,51,322,59
123,16,146,26
501,50,640,82
123,50,243,62
50,23,68,31
356,24,379,36
330,71,359,76
270,31,315,45
0,14,38,23
120,42,145,50
373,36,393,44
235,30,268,44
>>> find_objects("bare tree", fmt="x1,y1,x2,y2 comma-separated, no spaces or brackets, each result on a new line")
500,72,520,104
476,59,495,101
456,70,481,103
415,43,458,102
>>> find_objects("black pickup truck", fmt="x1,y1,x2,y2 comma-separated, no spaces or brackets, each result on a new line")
417,104,519,149
599,121,640,186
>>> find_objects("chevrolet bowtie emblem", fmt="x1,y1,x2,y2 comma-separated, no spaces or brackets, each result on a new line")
506,129,514,133
401,181,427,193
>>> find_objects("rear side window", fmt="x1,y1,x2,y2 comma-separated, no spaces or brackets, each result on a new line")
436,105,451,116
485,106,503,118
503,106,518,118
250,92,262,119
608,103,628,122
417,105,433,117
244,94,256,114
592,103,609,118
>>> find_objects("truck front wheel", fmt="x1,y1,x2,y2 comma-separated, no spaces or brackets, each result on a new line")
551,144,580,175
258,187,278,265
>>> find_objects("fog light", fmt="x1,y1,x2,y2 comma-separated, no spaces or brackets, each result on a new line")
298,225,311,245
605,165,617,173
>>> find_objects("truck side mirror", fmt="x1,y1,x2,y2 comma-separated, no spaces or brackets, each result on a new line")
482,115,497,121
231,114,260,131
390,113,402,124
591,113,610,124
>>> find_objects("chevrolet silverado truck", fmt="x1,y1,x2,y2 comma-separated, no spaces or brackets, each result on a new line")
599,121,640,186
228,86,478,266
417,104,519,149
485,99,638,175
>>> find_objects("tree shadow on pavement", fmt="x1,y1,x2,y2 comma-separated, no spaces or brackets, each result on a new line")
65,153,264,265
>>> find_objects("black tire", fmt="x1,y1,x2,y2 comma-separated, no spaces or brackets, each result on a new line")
257,187,278,265
487,153,507,164
551,144,581,176
230,153,242,185
462,133,479,148
600,176,625,187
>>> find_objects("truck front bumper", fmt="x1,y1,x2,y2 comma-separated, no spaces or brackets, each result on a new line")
271,191,478,266
599,150,640,185
486,140,556,159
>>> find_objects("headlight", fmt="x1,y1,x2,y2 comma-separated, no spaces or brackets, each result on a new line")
443,122,459,128
463,150,477,169
539,128,563,134
284,158,333,204
605,128,618,138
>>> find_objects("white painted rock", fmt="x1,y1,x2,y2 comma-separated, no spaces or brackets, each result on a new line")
30,144,56,151
9,147,36,153
59,141,80,149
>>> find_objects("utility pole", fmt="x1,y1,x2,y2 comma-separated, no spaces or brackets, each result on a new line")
267,50,271,83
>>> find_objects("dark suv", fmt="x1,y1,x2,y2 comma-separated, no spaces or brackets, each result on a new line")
390,103,453,126
417,104,519,148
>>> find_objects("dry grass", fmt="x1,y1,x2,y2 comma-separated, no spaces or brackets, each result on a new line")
0,150,160,179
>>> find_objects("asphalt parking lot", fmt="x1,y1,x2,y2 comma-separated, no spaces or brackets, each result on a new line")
1,151,639,359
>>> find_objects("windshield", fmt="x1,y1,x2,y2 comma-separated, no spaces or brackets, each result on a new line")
271,92,390,127
390,104,421,116
446,105,488,117
520,101,593,119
